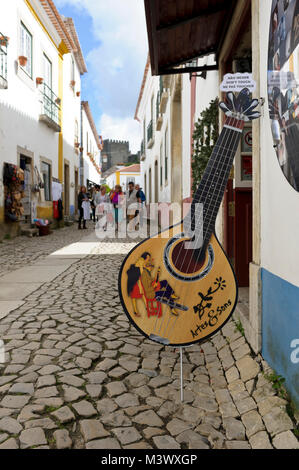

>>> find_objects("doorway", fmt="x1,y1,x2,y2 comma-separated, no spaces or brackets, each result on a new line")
19,154,32,225
74,168,79,214
154,160,158,203
64,162,70,216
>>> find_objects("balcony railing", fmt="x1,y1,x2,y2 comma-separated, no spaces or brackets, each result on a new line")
39,83,61,132
147,120,154,148
156,92,163,130
0,33,8,89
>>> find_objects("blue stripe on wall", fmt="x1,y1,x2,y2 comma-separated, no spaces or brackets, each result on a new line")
262,268,299,408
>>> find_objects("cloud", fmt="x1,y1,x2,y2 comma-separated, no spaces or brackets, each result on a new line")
55,0,147,152
99,114,141,154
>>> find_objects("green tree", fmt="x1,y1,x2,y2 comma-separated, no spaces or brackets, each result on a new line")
191,98,219,195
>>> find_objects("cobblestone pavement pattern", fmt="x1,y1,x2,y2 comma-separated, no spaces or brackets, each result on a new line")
0,226,298,449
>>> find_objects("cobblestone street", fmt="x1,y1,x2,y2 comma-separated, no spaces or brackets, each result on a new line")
0,226,298,450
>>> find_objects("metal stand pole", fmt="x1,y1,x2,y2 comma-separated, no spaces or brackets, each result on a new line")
180,347,184,402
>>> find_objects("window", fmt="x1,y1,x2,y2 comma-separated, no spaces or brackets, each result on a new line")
41,161,51,201
165,128,168,182
20,22,32,77
43,54,52,88
151,95,154,124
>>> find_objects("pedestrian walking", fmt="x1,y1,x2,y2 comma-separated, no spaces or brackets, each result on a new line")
110,185,123,232
127,182,141,232
90,185,97,223
78,186,89,230
135,184,146,227
95,185,110,231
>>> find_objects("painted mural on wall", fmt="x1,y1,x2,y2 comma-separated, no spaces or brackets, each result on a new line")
268,0,299,191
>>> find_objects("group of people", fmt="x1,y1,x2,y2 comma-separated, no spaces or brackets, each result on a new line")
77,182,146,232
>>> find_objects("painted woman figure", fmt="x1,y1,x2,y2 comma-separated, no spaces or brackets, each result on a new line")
127,252,151,317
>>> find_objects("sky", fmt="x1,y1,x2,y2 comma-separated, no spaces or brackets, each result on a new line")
55,0,148,153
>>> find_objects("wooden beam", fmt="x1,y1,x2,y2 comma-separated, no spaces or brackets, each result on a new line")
160,64,218,75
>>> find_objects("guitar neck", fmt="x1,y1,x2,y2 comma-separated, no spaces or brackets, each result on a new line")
189,117,244,247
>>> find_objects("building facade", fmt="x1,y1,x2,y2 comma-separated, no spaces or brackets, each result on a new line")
0,0,101,236
81,101,102,190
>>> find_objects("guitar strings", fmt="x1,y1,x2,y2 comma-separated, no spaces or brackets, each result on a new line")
164,117,242,343
151,116,240,342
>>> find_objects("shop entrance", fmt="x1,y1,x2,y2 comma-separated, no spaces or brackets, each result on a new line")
74,168,79,214
19,154,32,225
64,162,70,216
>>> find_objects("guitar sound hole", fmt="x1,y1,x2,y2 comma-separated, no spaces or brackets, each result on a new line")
171,241,206,274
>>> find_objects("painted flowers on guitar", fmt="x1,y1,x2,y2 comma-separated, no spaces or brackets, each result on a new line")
193,277,227,321
214,277,227,290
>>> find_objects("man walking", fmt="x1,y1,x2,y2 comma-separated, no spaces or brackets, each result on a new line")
127,181,141,232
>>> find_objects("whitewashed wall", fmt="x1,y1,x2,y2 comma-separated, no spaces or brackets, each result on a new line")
81,108,101,188
0,0,61,207
62,52,81,214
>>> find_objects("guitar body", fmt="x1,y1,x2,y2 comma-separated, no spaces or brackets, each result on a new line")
119,224,238,346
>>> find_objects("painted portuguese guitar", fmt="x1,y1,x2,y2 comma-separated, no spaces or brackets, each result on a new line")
119,88,261,347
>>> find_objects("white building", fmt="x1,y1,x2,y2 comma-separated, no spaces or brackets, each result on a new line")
81,101,102,190
60,16,87,218
0,0,100,237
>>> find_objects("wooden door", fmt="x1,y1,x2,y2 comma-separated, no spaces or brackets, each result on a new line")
64,163,70,216
234,188,252,287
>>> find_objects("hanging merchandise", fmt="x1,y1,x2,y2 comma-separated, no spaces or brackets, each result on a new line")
32,166,44,193
3,163,25,222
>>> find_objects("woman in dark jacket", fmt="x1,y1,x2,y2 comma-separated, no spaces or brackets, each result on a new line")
78,186,88,229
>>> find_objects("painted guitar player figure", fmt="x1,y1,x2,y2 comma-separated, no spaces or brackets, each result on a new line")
127,252,180,318
119,88,261,346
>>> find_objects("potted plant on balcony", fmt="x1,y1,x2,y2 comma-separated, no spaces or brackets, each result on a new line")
18,56,27,66
79,146,83,153
76,91,80,97
0,36,9,46
36,77,43,85
70,80,76,88
55,97,61,105
75,142,80,148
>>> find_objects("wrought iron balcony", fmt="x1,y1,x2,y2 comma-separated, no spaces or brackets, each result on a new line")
140,139,145,161
0,33,8,89
39,83,61,132
147,120,154,148
156,92,163,131
159,76,168,114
